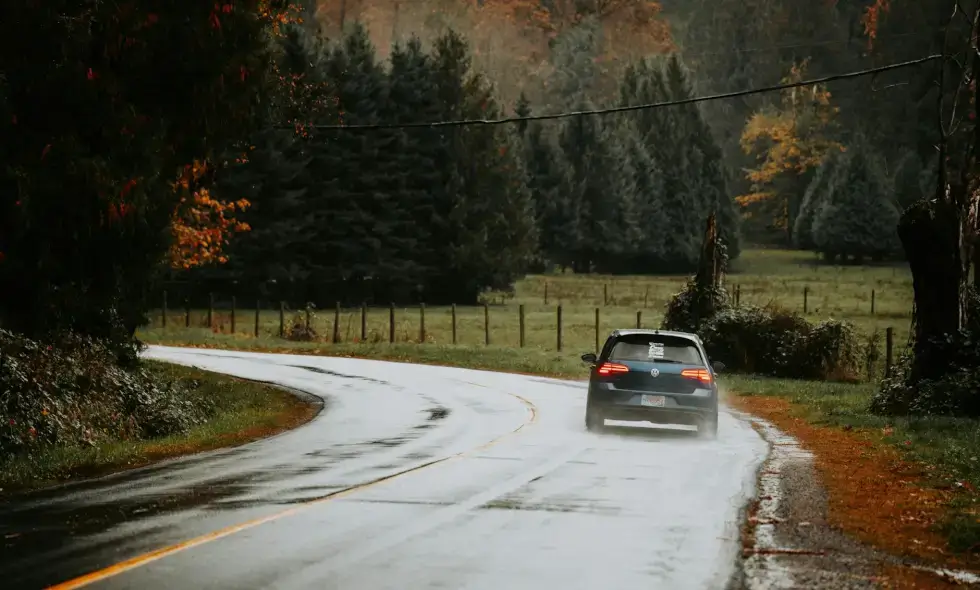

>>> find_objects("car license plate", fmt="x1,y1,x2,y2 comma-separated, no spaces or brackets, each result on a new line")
640,395,666,407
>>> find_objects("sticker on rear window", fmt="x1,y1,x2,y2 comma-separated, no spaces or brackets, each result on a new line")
648,342,664,359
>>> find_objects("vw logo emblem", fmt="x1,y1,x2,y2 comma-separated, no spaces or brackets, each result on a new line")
650,368,660,377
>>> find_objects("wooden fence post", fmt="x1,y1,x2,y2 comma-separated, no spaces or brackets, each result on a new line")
162,291,168,329
544,282,549,305
184,298,190,328
557,305,563,352
254,300,260,337
389,303,395,343
594,307,600,353
452,304,457,344
279,301,285,338
305,304,311,334
484,303,490,346
885,327,894,377
231,296,236,334
361,303,367,342
603,284,608,306
333,302,340,343
636,310,642,329
519,304,525,348
871,289,876,315
419,303,426,343
208,292,214,328
803,286,809,314
643,286,649,308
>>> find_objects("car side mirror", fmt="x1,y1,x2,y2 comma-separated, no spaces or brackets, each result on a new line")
712,361,726,373
581,353,597,365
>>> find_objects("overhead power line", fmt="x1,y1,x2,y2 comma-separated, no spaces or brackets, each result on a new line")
297,54,941,131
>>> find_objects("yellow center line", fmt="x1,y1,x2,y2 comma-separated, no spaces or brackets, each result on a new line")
47,392,537,590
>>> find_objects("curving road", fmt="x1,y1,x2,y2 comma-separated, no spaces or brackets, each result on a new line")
0,346,769,590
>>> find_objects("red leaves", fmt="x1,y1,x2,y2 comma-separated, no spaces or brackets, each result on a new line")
87,68,97,81
40,144,51,159
209,11,222,30
120,178,138,198
107,203,131,224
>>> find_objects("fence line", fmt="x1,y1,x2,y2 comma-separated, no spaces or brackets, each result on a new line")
153,289,899,376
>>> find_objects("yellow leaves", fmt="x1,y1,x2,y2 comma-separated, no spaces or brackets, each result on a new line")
169,159,251,270
736,192,775,207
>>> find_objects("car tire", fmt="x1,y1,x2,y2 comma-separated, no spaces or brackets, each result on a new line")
585,404,603,432
700,413,718,439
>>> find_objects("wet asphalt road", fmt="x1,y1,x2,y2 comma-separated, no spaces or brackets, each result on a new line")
0,346,768,590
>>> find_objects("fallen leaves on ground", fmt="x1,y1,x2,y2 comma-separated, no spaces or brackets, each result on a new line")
728,394,980,589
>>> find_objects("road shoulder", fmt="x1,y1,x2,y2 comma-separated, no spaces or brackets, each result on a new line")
728,394,980,589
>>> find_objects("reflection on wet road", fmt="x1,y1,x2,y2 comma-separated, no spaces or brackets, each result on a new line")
0,346,768,590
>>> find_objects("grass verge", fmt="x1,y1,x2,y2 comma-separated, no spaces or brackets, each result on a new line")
141,331,589,379
0,360,318,495
723,376,980,574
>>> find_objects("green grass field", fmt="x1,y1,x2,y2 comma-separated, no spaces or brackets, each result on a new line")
141,248,914,361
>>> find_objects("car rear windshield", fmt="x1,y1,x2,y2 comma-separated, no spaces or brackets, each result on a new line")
607,334,704,365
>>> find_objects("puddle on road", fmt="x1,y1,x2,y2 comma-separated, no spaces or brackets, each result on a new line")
0,471,274,577
287,365,390,386
426,407,450,421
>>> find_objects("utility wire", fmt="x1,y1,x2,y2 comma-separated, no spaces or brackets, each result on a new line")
297,53,941,131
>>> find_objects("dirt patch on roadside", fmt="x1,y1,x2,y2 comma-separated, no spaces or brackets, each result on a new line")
728,394,979,589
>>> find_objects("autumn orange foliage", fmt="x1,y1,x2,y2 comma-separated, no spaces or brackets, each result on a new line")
861,0,890,45
738,60,843,231
169,160,251,270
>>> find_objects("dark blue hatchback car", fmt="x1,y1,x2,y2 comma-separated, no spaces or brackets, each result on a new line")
581,329,724,438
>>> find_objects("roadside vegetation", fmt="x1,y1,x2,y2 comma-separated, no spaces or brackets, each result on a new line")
0,347,316,495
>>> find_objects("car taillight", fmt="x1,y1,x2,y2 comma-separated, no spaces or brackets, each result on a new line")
681,368,712,384
597,362,629,375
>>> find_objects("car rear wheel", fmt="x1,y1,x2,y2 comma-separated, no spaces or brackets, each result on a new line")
585,405,603,432
700,413,718,439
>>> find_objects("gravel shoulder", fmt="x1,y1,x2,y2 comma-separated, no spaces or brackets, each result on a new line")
727,398,980,590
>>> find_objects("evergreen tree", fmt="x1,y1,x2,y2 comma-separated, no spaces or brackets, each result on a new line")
812,141,901,263
625,128,669,270
558,99,632,272
383,36,445,300
310,23,397,300
426,30,536,302
793,151,839,251
212,23,325,292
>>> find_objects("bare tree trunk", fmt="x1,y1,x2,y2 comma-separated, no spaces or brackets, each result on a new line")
899,198,963,382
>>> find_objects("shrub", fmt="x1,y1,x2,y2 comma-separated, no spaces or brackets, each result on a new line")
660,280,731,333
0,330,207,459
870,330,980,417
677,303,859,380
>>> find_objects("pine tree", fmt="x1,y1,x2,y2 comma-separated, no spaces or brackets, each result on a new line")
425,29,537,302
793,151,839,251
215,23,323,289
558,98,630,272
812,140,901,263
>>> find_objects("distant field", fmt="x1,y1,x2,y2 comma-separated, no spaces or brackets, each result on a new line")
140,248,913,365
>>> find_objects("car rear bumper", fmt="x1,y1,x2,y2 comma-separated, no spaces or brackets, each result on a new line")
595,404,713,426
